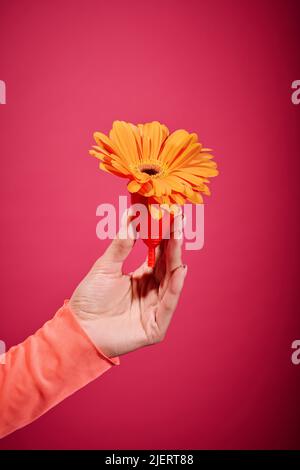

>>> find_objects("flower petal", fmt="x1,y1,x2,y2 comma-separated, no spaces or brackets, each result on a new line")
91,145,111,156
99,162,128,178
141,180,155,196
127,180,142,193
159,130,193,165
170,193,186,205
111,160,131,175
173,168,218,183
142,122,169,161
171,171,206,186
89,149,107,161
130,124,143,161
152,178,167,197
94,132,119,155
187,191,203,204
168,142,202,170
184,167,219,177
163,175,185,192
109,121,140,165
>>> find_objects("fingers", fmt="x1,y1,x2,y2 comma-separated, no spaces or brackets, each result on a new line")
165,215,183,273
153,239,167,283
156,264,187,335
98,211,136,266
156,221,183,299
165,237,183,274
103,233,134,264
133,242,164,278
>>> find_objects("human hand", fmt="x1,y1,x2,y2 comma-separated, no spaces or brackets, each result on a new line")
69,215,187,358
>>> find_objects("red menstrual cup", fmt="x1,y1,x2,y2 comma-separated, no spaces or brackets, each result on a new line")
131,193,173,267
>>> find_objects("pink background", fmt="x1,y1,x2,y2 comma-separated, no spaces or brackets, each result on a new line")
0,0,300,450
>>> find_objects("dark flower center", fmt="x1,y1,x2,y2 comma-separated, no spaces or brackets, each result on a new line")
139,164,160,176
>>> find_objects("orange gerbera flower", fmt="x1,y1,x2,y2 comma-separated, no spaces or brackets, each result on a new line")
89,120,218,207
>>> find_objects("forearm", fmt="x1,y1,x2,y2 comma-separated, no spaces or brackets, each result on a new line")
0,301,119,439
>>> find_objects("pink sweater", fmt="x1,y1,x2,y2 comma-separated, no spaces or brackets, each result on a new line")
0,301,119,438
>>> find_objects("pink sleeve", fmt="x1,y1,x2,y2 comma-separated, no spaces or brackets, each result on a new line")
0,301,119,438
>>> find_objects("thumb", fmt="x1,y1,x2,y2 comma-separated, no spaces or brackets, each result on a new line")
99,212,136,266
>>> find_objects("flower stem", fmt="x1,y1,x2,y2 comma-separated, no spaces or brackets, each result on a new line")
147,246,156,267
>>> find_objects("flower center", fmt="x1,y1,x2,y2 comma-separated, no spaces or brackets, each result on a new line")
138,164,161,176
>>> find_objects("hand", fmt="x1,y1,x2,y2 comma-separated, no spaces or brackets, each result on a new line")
69,215,187,358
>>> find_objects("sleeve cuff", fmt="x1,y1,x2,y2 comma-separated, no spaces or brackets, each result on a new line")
62,300,120,366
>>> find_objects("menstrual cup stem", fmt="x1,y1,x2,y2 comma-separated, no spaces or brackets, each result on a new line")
148,246,156,267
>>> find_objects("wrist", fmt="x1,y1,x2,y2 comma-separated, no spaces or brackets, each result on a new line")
67,300,119,361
